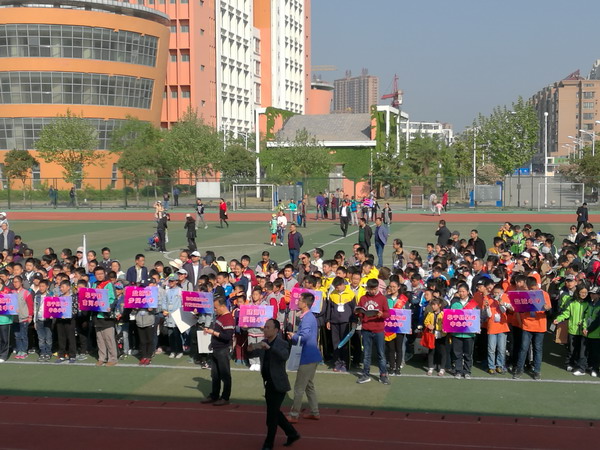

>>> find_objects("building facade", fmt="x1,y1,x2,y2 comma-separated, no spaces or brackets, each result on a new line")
401,121,454,146
531,69,600,172
0,0,170,184
333,70,379,114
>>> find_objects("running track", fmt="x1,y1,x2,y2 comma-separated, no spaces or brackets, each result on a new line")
1,396,597,449
7,211,598,223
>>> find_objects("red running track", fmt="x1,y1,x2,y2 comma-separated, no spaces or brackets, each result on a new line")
6,211,598,223
0,396,598,450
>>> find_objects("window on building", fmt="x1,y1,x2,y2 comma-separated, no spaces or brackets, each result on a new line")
170,0,175,3
137,0,144,4
200,64,205,71
585,123,595,131
170,24,176,33
111,163,118,188
254,38,260,53
201,100,206,106
200,29,205,35
583,113,595,120
181,52,190,62
170,53,177,62
583,92,595,99
31,163,41,189
148,0,154,3
159,0,165,3
181,24,189,33
182,88,191,98
583,102,594,109
255,61,260,76
171,89,178,98
255,83,261,103
181,0,188,3
584,83,595,87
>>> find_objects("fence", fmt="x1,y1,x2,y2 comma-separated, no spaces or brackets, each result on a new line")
0,174,595,211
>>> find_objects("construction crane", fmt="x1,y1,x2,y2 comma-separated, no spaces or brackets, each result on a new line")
381,74,403,108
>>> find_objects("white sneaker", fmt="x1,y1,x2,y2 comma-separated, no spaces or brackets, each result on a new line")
169,353,176,359
204,225,208,229
573,369,585,376
566,365,574,372
591,371,598,377
175,353,183,359
249,364,255,371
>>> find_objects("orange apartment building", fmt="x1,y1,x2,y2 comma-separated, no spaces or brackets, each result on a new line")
0,0,170,187
0,0,317,187
532,68,600,173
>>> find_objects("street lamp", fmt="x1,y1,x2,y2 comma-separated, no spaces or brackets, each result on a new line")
544,111,548,207
568,135,585,158
579,129,596,156
254,107,267,198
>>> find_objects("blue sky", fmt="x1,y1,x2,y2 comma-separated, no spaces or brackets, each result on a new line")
311,0,600,131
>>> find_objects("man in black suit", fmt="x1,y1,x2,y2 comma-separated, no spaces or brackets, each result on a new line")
125,254,149,286
250,319,300,450
435,219,451,247
358,218,372,253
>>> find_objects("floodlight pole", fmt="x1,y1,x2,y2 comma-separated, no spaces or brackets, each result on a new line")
255,107,267,198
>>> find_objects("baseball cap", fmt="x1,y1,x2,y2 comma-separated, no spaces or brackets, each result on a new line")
521,252,531,258
191,251,201,257
113,282,124,290
203,254,215,264
565,274,576,281
167,274,178,282
177,269,188,275
76,246,84,253
590,286,599,294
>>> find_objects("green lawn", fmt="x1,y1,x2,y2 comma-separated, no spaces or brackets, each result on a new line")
1,334,598,421
10,219,571,269
1,218,590,420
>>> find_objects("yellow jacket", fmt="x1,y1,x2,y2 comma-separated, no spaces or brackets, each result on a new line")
424,311,446,337
360,267,379,287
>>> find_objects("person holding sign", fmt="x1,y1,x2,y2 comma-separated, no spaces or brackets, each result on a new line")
33,279,53,362
202,296,235,406
513,278,551,380
448,283,479,380
385,279,409,376
356,278,391,385
92,267,118,367
13,275,33,360
55,280,78,363
583,286,600,377
286,292,321,422
482,284,511,375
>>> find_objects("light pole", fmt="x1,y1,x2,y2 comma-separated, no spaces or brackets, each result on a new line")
568,135,585,158
544,111,548,207
579,129,596,156
254,107,267,198
472,127,477,191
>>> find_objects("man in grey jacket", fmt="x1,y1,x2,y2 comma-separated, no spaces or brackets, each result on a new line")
250,318,300,450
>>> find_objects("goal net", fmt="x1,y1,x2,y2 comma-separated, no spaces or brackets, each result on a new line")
232,184,276,210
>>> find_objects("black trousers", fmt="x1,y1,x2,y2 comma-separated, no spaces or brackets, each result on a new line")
340,217,349,237
588,338,600,371
138,325,155,359
76,313,90,354
187,238,197,251
567,334,587,371
0,323,10,360
576,221,585,232
428,337,447,370
452,336,475,375
330,322,350,364
157,229,166,251
210,348,232,401
385,334,405,371
56,318,77,358
264,383,296,448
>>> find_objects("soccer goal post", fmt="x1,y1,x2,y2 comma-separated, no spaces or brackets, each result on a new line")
232,184,276,211
537,182,584,211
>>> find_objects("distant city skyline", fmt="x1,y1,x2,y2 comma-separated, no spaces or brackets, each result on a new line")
311,0,600,132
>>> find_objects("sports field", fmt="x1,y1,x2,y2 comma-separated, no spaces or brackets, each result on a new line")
3,215,599,420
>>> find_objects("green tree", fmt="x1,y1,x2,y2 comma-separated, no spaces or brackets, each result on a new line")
3,149,38,203
110,117,164,205
476,97,538,175
220,143,256,186
262,128,331,187
36,110,101,188
162,108,222,181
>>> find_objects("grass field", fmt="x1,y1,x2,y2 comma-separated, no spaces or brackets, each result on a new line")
11,218,571,269
3,217,596,421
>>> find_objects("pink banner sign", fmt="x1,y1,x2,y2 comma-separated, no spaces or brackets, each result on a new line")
289,287,323,313
43,296,72,319
238,304,274,328
78,288,109,312
384,309,412,334
0,293,18,315
507,290,545,313
182,291,214,314
124,286,158,309
442,309,480,334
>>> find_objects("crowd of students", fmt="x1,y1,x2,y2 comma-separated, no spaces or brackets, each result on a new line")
1,214,599,386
